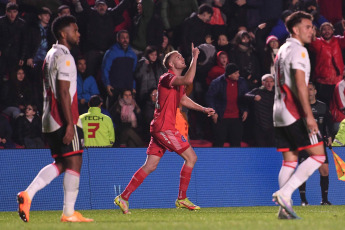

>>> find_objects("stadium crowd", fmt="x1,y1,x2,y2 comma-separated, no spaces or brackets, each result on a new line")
0,0,345,148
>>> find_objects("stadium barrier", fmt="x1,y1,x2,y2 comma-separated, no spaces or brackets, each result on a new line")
1,147,345,212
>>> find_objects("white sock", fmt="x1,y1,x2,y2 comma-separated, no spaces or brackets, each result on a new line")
281,155,325,199
63,169,80,217
26,164,60,200
278,161,297,188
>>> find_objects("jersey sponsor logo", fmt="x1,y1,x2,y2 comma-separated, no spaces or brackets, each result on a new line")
301,52,306,58
85,116,104,121
66,60,71,66
60,72,70,77
159,131,171,144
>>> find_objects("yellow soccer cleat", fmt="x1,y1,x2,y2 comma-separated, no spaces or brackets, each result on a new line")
175,198,200,210
17,191,32,222
61,211,94,222
114,195,131,214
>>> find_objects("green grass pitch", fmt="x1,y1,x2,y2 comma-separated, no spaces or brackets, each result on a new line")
1,206,345,230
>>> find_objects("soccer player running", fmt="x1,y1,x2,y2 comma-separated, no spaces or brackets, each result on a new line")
17,16,93,222
272,11,326,219
114,44,215,214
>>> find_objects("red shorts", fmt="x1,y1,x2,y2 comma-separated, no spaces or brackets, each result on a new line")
146,130,190,157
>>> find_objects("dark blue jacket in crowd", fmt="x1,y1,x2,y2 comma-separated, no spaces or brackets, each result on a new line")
101,43,137,90
77,73,100,103
206,75,249,120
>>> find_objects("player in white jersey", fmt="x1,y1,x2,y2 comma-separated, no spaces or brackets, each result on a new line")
272,11,326,219
17,16,93,223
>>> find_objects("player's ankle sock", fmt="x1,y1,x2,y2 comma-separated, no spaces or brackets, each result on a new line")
121,168,148,201
320,175,329,201
281,155,325,198
299,182,307,201
63,169,80,217
278,160,297,188
178,164,193,200
26,163,60,200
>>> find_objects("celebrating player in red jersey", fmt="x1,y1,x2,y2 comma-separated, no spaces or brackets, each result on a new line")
114,44,215,214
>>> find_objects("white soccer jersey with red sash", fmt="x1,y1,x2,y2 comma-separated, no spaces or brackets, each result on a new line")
273,38,311,127
42,44,82,133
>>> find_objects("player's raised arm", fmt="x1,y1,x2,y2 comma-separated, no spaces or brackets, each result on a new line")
171,43,199,86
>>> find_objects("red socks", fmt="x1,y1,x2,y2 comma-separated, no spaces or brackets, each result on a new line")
121,168,148,201
178,164,193,200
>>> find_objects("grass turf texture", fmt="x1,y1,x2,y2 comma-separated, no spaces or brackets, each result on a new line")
1,206,345,230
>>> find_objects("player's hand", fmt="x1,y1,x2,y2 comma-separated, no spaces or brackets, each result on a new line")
203,107,215,117
306,116,319,137
242,111,248,121
254,95,261,101
107,85,114,96
212,113,218,124
191,43,200,58
327,137,332,147
63,124,74,145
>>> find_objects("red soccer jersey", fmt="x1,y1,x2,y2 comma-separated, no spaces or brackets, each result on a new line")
150,70,185,133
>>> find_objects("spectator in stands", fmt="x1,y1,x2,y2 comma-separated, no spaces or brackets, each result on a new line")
0,113,15,148
0,2,28,83
206,63,249,147
207,51,228,86
57,5,72,17
161,0,198,49
80,95,115,147
330,74,345,136
229,30,261,90
101,30,137,109
131,0,155,53
303,0,328,29
1,67,31,119
111,89,145,147
208,0,227,40
309,22,345,106
142,88,157,142
269,10,293,44
181,4,213,60
26,7,54,113
215,34,232,56
258,34,279,75
14,104,44,149
78,0,133,77
134,46,166,107
158,32,174,60
76,57,100,114
244,74,275,147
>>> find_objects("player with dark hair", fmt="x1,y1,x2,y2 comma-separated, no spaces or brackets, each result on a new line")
16,15,93,223
272,11,326,219
114,45,215,214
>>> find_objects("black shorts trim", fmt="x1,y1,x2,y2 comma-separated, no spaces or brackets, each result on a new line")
275,119,323,152
44,125,84,159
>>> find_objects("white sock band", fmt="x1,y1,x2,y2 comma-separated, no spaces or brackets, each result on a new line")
63,169,80,217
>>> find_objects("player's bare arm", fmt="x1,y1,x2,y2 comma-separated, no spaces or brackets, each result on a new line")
171,43,200,86
58,79,75,144
180,94,215,117
295,69,319,135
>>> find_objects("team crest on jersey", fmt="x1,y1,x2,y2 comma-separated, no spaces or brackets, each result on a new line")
301,52,306,58
181,135,186,142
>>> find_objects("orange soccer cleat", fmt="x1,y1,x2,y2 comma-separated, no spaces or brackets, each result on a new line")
61,211,94,222
17,191,32,222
